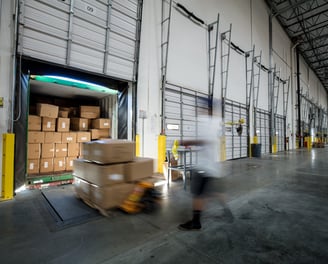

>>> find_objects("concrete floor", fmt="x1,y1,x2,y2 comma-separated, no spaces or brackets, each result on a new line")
1,148,328,264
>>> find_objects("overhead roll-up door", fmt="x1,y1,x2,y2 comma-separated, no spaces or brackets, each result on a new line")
224,99,248,160
18,0,140,81
164,83,209,151
255,109,270,154
275,114,286,152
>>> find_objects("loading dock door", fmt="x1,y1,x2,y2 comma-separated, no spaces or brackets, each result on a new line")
275,114,286,152
224,99,248,160
255,109,270,154
164,83,209,152
18,0,140,81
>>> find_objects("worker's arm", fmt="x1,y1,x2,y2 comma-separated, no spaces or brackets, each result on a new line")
179,139,208,147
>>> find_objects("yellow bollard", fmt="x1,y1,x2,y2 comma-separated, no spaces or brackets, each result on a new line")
272,136,278,153
220,136,226,161
308,137,312,151
135,134,140,157
158,135,166,173
1,134,15,201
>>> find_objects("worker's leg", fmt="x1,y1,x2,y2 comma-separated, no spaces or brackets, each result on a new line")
211,178,234,222
178,170,207,231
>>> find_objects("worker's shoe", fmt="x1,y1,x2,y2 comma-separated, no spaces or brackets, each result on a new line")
178,220,201,231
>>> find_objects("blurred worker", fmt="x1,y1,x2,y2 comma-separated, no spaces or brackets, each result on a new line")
178,110,233,231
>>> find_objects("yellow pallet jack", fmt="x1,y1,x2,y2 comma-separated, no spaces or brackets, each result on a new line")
120,180,162,214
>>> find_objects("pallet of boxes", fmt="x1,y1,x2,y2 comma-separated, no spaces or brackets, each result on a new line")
27,103,111,187
73,139,158,216
27,103,81,179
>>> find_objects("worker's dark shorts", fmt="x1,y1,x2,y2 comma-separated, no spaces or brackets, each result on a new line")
191,169,226,197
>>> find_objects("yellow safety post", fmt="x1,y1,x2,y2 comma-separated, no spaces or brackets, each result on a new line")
135,134,140,157
220,136,226,161
1,133,15,201
272,136,278,153
157,135,166,173
308,136,312,151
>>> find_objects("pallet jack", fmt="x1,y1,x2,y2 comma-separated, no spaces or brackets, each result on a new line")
119,180,162,214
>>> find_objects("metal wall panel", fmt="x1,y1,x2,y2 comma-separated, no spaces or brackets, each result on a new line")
18,0,140,81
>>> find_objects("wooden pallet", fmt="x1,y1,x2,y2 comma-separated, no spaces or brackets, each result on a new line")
75,192,115,217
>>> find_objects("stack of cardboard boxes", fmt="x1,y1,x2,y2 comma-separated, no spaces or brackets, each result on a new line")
27,103,111,175
73,139,154,211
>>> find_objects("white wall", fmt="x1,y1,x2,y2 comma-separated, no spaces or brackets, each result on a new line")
0,0,15,194
137,0,162,161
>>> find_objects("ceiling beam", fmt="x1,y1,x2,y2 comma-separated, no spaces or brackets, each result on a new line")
272,0,311,16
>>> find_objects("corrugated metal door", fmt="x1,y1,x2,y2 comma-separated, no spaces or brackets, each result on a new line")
164,83,209,152
224,99,248,160
256,109,270,154
275,114,285,152
18,0,140,81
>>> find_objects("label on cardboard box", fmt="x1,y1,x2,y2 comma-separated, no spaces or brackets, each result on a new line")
108,174,123,181
29,163,34,170
62,132,77,143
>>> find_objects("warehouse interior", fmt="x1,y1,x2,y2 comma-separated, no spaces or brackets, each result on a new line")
1,0,328,263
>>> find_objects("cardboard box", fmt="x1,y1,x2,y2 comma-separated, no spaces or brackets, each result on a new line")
90,183,135,209
80,105,100,119
92,118,111,129
66,157,76,171
74,176,91,199
61,132,77,143
76,132,91,143
70,118,89,131
44,132,62,144
27,159,40,174
56,118,70,132
123,157,154,182
41,143,55,158
55,143,68,157
73,159,125,186
41,117,56,132
37,103,59,118
28,132,44,144
68,143,80,157
82,139,135,164
90,129,111,140
28,144,41,159
40,158,54,173
58,110,69,118
54,157,66,172
28,115,41,131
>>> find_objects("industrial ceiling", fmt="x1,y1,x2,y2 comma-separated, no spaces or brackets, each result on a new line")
265,0,328,92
